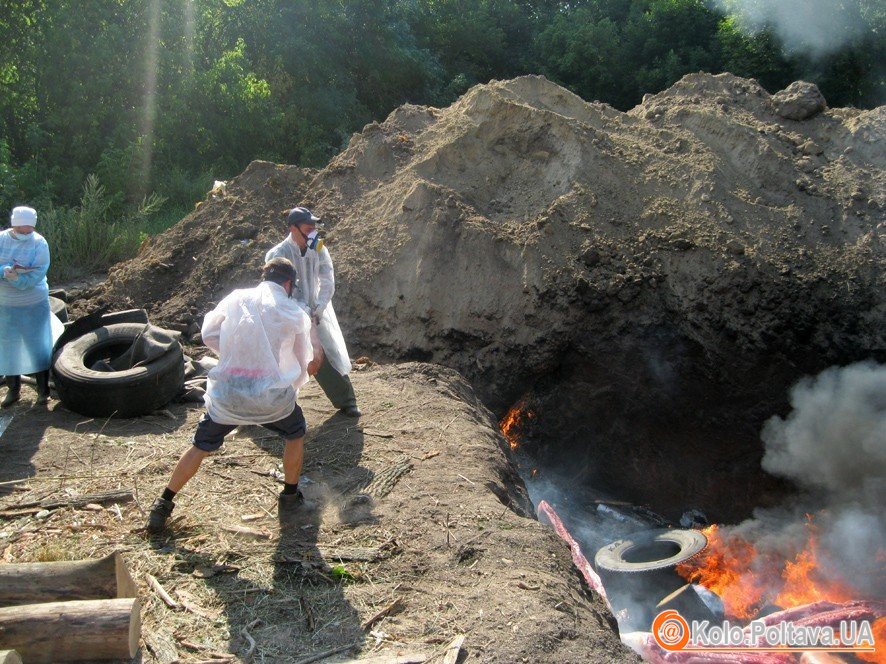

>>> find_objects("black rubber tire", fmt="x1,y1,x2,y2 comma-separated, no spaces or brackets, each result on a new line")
52,323,184,418
49,295,68,323
48,288,68,303
595,529,707,573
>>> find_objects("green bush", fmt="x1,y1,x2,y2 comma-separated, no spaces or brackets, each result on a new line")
40,175,165,282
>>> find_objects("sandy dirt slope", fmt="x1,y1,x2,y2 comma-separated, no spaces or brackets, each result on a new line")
0,364,637,663
80,73,883,521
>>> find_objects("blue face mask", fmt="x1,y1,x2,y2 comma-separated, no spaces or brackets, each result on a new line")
9,230,31,241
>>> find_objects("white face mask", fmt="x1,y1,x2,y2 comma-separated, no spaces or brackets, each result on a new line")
305,229,320,250
9,230,31,241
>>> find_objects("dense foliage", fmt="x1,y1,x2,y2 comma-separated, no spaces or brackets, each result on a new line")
1,0,883,238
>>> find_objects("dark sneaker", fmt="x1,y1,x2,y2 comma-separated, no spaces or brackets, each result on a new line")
339,406,362,418
146,497,175,533
278,490,304,510
278,489,316,513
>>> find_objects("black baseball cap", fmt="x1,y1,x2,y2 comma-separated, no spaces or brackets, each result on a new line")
286,206,320,227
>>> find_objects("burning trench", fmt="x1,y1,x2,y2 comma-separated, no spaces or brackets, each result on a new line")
500,362,886,663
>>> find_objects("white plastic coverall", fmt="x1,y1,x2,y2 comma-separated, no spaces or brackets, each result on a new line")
264,236,351,376
200,281,313,425
0,229,62,375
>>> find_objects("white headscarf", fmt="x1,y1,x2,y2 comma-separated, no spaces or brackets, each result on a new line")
10,206,37,227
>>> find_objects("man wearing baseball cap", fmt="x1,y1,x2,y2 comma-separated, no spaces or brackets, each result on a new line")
265,207,360,417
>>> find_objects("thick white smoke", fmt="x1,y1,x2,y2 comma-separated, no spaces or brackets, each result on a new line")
711,0,874,58
761,361,886,500
737,361,886,598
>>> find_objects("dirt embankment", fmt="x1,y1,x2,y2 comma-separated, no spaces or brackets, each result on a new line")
0,364,637,663
83,73,884,521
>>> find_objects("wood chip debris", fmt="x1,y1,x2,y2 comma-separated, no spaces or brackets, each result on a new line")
441,634,466,664
516,581,541,591
0,489,133,518
339,655,427,664
221,524,270,539
293,643,359,664
361,429,395,438
361,596,406,630
240,618,260,662
147,573,179,608
192,563,240,578
275,544,389,564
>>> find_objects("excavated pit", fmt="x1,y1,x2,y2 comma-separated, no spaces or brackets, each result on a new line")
80,73,885,525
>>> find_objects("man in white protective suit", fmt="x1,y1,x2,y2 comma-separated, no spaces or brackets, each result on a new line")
146,258,319,534
265,206,361,417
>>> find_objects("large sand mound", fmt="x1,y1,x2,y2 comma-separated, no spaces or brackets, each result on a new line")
85,73,884,521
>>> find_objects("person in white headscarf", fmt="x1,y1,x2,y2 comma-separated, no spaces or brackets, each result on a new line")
265,207,361,417
0,206,54,407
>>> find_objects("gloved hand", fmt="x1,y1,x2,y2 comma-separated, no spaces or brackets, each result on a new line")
3,266,18,281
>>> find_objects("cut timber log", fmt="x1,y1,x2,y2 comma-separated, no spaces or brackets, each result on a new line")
0,552,136,607
0,597,140,663
0,651,22,664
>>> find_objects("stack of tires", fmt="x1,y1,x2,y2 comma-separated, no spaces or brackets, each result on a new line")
52,310,184,418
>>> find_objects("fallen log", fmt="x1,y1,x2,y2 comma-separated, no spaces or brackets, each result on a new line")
0,597,140,663
0,651,22,664
0,551,137,607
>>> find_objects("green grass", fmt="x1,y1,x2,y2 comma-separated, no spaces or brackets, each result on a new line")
39,175,184,282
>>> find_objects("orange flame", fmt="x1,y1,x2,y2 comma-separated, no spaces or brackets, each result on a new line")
499,398,535,450
676,524,766,620
677,515,855,620
774,519,853,609
857,616,886,664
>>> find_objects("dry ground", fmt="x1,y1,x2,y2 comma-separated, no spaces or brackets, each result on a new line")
0,362,637,663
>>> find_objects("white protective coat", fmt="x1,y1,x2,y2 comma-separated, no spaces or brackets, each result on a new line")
265,235,352,376
201,281,313,425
